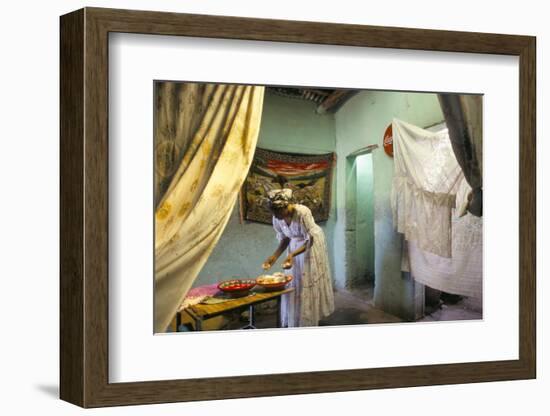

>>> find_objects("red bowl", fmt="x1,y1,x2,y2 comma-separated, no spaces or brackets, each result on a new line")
256,275,293,291
217,279,257,297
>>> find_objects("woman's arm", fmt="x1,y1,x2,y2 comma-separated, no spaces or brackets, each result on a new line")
273,237,291,258
289,239,310,257
262,237,290,270
282,237,314,269
282,206,318,269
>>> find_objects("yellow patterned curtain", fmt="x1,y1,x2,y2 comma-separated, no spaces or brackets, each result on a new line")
154,83,265,332
155,82,217,207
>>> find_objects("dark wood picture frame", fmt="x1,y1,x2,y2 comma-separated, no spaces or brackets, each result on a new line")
60,7,536,408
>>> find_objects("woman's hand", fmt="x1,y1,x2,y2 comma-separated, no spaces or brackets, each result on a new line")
282,255,293,270
262,255,277,270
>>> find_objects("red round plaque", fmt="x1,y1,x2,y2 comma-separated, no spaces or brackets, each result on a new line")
383,124,393,157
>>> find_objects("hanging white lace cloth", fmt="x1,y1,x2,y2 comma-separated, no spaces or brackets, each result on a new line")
391,118,463,258
402,176,483,299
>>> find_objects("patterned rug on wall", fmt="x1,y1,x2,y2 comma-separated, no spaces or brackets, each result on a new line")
241,148,334,224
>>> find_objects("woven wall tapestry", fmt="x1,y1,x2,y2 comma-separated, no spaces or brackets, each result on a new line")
242,148,334,224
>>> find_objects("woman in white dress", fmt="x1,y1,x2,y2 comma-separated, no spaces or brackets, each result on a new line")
262,189,335,327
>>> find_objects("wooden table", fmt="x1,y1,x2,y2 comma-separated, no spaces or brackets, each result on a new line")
177,288,294,331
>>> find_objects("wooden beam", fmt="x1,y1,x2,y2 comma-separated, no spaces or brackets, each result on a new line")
316,90,358,114
347,144,379,158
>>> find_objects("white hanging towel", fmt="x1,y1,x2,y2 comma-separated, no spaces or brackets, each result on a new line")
402,177,483,299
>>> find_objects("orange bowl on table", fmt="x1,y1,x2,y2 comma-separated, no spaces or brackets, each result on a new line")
255,274,293,291
217,279,257,297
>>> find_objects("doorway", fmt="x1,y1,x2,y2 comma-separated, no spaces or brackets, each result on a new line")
344,151,375,288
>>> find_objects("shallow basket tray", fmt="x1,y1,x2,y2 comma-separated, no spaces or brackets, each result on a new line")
255,275,293,291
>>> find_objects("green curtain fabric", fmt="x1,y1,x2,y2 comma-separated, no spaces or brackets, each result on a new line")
438,94,483,217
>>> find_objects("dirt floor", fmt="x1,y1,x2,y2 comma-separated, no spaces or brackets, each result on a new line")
419,294,482,322
176,283,482,332
319,286,402,326
223,284,402,330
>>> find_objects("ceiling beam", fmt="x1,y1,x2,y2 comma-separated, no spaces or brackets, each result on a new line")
316,90,358,114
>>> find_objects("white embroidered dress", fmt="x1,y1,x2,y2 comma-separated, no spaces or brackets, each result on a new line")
272,204,335,327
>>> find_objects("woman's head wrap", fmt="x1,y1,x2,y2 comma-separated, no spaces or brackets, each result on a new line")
267,188,293,209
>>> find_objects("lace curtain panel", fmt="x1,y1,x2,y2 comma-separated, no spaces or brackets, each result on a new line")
391,118,463,258
154,84,265,332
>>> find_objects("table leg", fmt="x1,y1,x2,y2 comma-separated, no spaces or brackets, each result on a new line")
176,312,182,332
249,305,256,328
276,296,282,328
195,318,202,331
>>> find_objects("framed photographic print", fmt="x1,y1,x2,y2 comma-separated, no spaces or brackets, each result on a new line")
60,7,536,408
